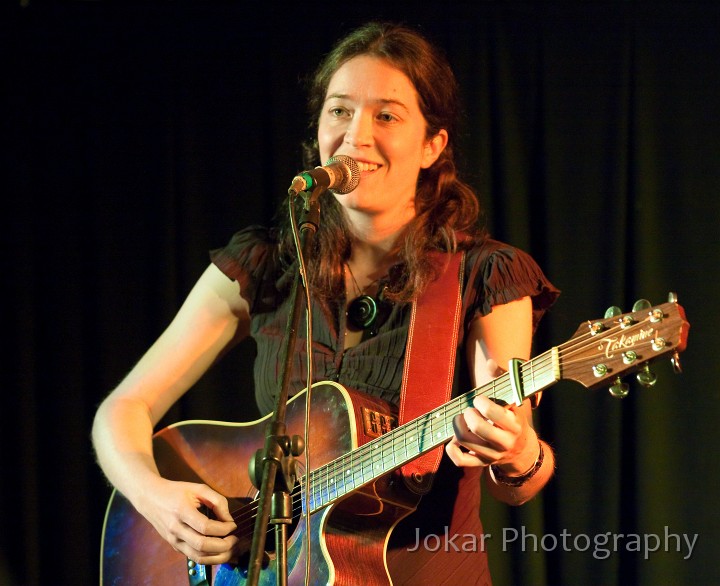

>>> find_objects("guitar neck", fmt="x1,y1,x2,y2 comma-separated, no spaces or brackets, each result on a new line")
304,348,560,513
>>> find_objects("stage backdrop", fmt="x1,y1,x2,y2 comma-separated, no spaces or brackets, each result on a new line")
4,2,719,585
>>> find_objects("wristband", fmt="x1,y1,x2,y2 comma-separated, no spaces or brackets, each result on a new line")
489,440,544,487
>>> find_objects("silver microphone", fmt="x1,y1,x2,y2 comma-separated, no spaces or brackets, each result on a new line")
289,155,360,195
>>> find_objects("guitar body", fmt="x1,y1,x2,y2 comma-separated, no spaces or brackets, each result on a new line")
101,382,420,585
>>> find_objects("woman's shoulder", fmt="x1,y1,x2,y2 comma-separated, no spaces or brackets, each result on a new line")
464,236,539,273
209,225,289,311
213,224,279,256
463,236,560,325
210,225,280,280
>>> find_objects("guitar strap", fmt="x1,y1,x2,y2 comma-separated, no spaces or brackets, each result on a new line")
399,248,466,495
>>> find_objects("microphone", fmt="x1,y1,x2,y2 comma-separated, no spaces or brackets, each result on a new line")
289,155,360,196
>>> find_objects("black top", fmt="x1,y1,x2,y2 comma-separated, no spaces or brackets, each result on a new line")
211,225,560,415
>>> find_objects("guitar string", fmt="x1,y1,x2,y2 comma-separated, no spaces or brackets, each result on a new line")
245,310,661,526
227,314,659,539
227,316,652,538
227,356,565,538
226,312,666,540
232,328,664,540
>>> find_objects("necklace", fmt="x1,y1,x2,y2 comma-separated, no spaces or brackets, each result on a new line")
345,264,380,330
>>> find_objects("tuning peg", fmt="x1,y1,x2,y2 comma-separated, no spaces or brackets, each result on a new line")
671,350,683,373
668,292,678,303
604,306,622,319
636,364,657,387
609,377,630,399
632,299,652,312
589,321,605,335
650,307,664,323
620,315,636,329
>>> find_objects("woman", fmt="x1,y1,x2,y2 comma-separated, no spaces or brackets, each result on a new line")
93,22,559,584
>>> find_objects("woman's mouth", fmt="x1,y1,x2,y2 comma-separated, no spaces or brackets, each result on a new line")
357,161,380,172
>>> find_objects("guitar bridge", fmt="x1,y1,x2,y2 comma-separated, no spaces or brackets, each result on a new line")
362,407,397,438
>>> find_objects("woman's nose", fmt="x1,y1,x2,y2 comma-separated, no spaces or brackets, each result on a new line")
344,112,373,148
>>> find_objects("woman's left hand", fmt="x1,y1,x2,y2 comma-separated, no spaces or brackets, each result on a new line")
445,394,538,472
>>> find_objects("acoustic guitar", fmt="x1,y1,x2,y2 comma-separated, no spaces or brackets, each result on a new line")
100,297,689,585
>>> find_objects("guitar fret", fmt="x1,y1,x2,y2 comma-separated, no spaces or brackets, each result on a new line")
362,444,372,483
529,359,536,392
304,346,567,514
344,453,352,494
328,468,338,502
345,452,356,493
310,475,320,511
336,458,342,496
324,459,330,503
403,424,409,463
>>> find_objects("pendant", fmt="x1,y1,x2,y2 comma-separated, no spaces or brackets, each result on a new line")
347,294,378,330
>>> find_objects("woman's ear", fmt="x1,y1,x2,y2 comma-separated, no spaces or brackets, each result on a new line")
420,129,449,169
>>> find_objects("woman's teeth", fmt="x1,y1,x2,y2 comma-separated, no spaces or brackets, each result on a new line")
358,162,379,172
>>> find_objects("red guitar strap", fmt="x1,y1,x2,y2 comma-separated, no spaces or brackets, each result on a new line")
399,249,465,495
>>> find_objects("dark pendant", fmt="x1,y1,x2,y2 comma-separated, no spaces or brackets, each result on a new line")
347,294,378,330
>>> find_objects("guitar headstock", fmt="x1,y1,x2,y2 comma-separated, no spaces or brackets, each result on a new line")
560,293,690,397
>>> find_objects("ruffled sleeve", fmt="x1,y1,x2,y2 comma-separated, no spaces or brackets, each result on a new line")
463,238,560,332
209,226,284,313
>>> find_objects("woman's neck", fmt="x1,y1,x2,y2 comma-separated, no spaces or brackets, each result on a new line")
345,214,409,280
346,204,413,256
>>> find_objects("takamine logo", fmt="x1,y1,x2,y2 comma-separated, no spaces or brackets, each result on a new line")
600,327,656,358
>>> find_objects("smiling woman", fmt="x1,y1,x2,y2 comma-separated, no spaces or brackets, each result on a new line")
92,21,559,585
318,55,448,224
298,23,479,305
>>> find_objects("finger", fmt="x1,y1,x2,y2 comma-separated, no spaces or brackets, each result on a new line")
459,408,509,448
184,504,237,538
451,414,503,461
194,486,237,526
181,543,236,567
455,413,523,467
472,395,521,430
445,439,486,468
181,485,237,536
174,523,239,561
452,412,487,446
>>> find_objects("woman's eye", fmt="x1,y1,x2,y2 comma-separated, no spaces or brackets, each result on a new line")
378,112,397,123
330,107,348,117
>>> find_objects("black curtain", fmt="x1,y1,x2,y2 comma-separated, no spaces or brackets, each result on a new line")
4,2,718,585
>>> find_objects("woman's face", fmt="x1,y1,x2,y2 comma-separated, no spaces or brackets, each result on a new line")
317,55,446,224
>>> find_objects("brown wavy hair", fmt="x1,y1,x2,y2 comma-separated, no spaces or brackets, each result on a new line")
280,22,484,302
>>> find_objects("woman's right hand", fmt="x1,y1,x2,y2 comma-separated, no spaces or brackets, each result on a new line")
136,477,240,565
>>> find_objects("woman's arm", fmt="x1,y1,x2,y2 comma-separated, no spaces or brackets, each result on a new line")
445,296,555,505
92,263,250,563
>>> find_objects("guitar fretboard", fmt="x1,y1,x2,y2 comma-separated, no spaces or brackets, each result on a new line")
303,347,560,513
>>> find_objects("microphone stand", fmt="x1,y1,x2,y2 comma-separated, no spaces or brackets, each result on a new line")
245,187,322,586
